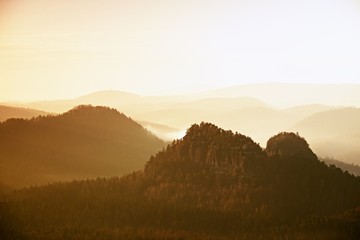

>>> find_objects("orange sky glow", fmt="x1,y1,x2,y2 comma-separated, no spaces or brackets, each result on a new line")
1,0,360,101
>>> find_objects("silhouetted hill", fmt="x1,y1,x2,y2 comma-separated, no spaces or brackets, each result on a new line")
0,105,165,188
7,90,178,113
6,90,359,163
321,158,360,176
291,107,360,164
0,105,48,122
266,132,317,161
283,104,336,118
5,83,360,114
203,83,360,108
172,97,268,112
3,87,359,166
2,123,360,239
292,108,360,137
144,126,360,216
145,122,265,184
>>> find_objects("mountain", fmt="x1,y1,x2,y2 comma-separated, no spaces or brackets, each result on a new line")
291,107,360,164
144,125,359,217
283,104,337,118
145,122,266,180
136,106,299,145
5,90,143,113
2,123,360,239
6,83,360,115
3,88,359,165
4,92,295,146
202,83,360,108
168,97,268,112
76,90,141,106
0,105,165,188
292,107,360,137
0,105,48,122
5,90,181,114
13,91,269,115
321,157,360,176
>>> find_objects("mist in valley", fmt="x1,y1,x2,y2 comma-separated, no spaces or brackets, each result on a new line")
1,0,360,239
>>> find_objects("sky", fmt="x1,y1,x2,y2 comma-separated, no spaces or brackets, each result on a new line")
1,0,360,101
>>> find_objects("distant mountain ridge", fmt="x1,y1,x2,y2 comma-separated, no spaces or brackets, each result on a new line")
292,107,360,137
76,90,142,106
0,105,48,122
0,105,165,188
291,107,360,164
2,86,359,165
321,158,360,176
283,104,337,118
203,83,360,108
6,82,360,113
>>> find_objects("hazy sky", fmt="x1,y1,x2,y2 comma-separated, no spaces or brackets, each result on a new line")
1,0,360,101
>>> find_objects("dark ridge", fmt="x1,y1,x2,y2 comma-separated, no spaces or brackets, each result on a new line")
266,132,317,161
145,122,265,183
2,122,360,239
0,105,49,123
0,105,165,188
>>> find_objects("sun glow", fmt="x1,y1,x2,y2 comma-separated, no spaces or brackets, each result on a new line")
1,0,360,101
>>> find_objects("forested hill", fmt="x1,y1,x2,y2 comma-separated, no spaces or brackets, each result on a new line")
0,105,165,188
2,122,360,239
144,124,360,216
145,122,265,178
145,123,327,186
0,105,48,122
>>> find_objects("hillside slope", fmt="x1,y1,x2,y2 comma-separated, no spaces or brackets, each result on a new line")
2,123,360,239
291,108,360,164
0,105,48,122
203,83,360,108
0,105,165,188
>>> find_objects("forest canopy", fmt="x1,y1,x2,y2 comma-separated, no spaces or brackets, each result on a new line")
1,122,360,239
